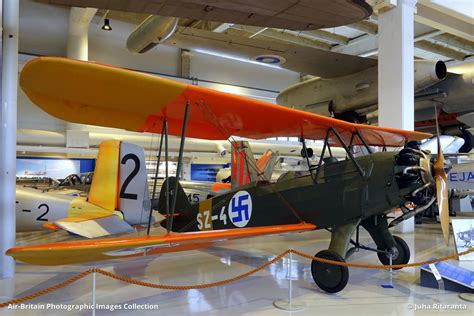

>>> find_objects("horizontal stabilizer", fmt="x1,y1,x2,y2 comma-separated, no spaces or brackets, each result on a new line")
55,215,135,238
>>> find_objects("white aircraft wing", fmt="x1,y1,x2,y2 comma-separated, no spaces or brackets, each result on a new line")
166,27,377,78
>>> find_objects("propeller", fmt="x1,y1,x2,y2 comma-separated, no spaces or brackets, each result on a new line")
433,106,450,245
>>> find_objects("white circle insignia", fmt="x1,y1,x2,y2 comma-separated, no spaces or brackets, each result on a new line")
228,191,252,227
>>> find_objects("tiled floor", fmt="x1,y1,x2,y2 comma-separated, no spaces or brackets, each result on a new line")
1,222,473,315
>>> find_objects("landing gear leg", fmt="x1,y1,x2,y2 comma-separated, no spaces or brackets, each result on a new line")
361,215,410,268
311,220,359,293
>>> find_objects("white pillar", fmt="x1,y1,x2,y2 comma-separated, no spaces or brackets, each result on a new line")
66,7,96,142
67,7,97,61
0,0,19,279
378,0,417,233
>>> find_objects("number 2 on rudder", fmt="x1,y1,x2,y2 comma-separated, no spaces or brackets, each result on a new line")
120,153,140,200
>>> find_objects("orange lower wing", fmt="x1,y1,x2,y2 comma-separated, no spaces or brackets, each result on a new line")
7,223,316,265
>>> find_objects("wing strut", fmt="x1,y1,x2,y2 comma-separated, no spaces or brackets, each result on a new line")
147,118,167,235
348,131,373,154
311,128,369,182
301,138,316,181
168,102,191,233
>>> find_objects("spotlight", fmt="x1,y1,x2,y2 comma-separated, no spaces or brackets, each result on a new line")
102,18,112,31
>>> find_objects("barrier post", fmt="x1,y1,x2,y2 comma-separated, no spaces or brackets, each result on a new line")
92,268,96,316
459,293,474,303
273,250,306,312
381,253,394,289
389,254,393,287
289,251,292,306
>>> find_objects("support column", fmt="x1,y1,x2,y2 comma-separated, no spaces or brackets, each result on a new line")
0,0,19,279
378,0,417,233
66,7,97,61
66,7,96,146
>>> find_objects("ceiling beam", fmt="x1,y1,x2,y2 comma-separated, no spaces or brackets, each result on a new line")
431,33,474,54
331,33,378,56
298,30,350,45
415,2,474,42
415,40,467,61
347,20,378,35
229,25,332,50
340,20,471,60
212,23,234,33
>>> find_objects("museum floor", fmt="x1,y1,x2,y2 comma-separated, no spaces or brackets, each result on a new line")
1,221,473,316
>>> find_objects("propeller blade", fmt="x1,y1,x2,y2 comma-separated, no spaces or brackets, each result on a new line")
433,106,450,245
434,168,450,245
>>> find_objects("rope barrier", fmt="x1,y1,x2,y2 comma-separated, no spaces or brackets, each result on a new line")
0,270,92,308
1,247,472,308
291,247,473,269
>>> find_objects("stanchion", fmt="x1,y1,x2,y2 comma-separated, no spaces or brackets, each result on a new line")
389,254,393,287
459,293,474,302
92,268,97,316
381,253,394,288
273,250,306,311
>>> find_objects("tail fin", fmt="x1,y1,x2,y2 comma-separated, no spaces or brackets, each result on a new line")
256,149,278,180
88,140,120,211
118,142,151,225
88,140,151,225
231,141,255,188
231,141,278,188
158,177,193,229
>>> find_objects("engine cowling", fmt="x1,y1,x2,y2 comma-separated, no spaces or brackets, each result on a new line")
414,60,447,91
395,141,434,206
127,16,178,54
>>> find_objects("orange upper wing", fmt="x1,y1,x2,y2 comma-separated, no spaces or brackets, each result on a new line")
20,57,432,147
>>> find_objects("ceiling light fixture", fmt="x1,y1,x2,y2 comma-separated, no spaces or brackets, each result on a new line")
102,18,112,31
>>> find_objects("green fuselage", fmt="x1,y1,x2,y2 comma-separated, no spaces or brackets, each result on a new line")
171,152,419,233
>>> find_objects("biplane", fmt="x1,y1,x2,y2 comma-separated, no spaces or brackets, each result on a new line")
8,57,450,293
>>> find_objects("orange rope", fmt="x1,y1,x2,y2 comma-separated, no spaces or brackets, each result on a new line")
0,270,91,308
291,247,473,269
1,247,472,308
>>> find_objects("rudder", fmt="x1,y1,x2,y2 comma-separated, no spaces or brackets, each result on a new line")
158,177,193,230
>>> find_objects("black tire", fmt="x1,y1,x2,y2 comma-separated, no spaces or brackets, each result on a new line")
311,250,349,293
377,235,410,269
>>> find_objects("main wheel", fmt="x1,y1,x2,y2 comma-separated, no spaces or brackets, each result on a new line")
377,235,410,269
311,250,349,293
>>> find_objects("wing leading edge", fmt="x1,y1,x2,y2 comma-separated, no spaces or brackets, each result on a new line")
7,223,316,265
20,57,432,147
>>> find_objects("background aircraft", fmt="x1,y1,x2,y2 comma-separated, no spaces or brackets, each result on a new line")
32,1,473,150
15,141,155,238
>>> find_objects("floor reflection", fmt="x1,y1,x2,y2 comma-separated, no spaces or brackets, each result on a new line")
2,222,473,315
